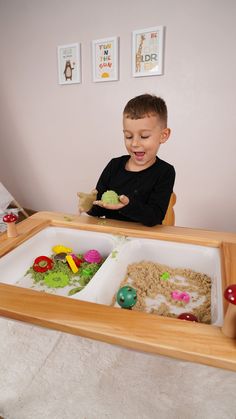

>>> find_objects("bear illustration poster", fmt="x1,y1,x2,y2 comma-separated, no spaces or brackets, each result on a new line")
57,43,81,84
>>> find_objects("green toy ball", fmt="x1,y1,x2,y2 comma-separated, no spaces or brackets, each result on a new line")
116,285,137,309
101,190,119,205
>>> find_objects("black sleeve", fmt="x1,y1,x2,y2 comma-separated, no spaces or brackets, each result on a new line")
119,165,175,226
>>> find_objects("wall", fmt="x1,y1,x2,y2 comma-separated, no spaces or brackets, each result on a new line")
0,0,235,232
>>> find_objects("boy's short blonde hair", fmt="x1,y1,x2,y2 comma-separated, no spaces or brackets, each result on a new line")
123,94,168,127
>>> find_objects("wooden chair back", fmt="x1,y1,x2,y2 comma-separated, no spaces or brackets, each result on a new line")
162,192,176,226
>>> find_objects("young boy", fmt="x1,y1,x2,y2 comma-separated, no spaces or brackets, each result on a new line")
88,94,175,227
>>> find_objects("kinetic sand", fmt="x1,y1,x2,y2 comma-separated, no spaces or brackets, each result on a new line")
114,261,212,324
19,248,104,297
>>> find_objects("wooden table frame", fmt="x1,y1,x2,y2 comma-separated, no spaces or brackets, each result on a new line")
0,212,236,371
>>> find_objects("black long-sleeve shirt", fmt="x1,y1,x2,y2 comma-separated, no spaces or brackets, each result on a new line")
88,155,175,227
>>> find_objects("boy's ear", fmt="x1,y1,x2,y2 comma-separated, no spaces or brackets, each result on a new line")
160,128,171,144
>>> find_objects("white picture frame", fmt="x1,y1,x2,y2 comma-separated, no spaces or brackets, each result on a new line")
132,26,164,77
57,43,81,85
92,36,119,82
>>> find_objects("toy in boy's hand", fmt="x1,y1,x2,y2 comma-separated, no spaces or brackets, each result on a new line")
77,189,98,214
116,285,137,309
101,190,119,204
94,190,129,210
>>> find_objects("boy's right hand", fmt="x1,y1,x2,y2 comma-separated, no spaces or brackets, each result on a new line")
77,189,98,214
93,194,129,210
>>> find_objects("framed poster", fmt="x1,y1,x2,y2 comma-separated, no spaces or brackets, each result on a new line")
57,43,81,85
132,26,164,77
92,36,119,82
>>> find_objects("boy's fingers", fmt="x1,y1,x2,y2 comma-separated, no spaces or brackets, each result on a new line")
119,195,129,205
93,200,104,207
93,196,129,209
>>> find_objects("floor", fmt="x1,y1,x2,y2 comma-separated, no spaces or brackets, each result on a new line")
0,317,236,419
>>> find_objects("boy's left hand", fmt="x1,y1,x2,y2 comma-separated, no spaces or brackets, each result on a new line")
93,195,129,210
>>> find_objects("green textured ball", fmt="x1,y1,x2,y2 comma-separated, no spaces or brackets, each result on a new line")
116,285,137,309
101,190,119,204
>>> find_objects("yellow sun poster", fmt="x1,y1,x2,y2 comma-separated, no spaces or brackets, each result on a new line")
92,36,119,82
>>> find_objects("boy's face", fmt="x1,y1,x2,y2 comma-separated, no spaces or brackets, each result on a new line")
123,114,170,171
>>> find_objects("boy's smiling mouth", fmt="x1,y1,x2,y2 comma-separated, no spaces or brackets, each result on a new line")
134,151,145,159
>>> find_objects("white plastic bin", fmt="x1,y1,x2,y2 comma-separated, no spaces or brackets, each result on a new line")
0,228,223,325
0,227,117,297
77,238,223,326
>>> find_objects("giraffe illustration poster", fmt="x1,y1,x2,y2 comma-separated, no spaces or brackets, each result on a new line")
132,26,164,77
92,37,119,82
57,43,81,85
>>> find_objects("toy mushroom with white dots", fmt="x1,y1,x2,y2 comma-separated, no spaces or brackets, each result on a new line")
3,212,19,238
222,284,236,338
178,312,198,322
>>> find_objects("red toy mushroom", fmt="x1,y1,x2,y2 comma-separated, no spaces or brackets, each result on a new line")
222,284,236,338
3,212,19,238
178,312,198,322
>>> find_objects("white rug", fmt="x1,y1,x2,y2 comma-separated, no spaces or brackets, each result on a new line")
0,318,236,419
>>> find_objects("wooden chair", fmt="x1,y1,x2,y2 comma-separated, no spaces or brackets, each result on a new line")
162,192,176,226
0,182,29,218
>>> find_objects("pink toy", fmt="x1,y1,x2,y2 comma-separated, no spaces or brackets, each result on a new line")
83,249,102,264
171,290,190,304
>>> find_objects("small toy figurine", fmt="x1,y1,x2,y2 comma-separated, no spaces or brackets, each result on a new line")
116,285,137,309
77,189,98,214
222,284,236,338
3,212,19,238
